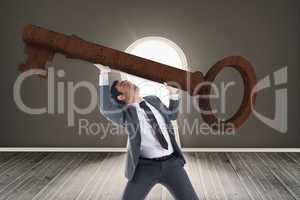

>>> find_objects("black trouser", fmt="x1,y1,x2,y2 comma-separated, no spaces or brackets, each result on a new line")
121,155,199,200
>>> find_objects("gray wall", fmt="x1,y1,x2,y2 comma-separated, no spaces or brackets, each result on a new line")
0,0,299,147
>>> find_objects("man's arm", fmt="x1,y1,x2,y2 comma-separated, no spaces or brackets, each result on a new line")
167,94,180,120
163,83,181,120
97,65,125,125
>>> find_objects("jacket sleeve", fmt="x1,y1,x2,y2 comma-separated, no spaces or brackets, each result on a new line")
98,73,125,126
167,96,180,120
148,95,181,121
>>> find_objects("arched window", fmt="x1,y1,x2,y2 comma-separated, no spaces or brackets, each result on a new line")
122,37,188,106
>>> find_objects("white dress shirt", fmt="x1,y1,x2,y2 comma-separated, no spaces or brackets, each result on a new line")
99,72,179,158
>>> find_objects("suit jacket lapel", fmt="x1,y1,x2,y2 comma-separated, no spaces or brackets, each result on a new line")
143,96,177,140
143,97,170,123
124,105,141,148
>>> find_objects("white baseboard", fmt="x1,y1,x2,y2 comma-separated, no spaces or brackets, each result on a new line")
0,148,299,152
182,148,300,152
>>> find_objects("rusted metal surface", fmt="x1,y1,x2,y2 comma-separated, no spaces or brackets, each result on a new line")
198,56,256,130
19,24,256,130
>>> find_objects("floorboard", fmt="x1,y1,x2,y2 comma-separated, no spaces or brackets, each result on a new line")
0,152,298,200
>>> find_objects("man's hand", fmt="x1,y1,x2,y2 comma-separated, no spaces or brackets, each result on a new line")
94,64,111,73
163,82,179,96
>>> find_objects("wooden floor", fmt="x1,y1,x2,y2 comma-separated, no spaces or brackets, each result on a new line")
0,152,299,200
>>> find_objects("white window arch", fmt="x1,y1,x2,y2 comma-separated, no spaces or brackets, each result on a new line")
122,36,188,106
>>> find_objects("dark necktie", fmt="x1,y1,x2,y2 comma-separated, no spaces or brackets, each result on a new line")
139,101,168,150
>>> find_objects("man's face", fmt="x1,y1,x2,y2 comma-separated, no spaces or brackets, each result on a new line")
115,80,139,103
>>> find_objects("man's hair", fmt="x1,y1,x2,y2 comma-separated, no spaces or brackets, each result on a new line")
110,80,125,105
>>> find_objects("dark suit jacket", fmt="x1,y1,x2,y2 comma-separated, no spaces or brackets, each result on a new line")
98,83,185,180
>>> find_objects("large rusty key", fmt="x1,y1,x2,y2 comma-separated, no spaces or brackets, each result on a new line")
18,24,256,130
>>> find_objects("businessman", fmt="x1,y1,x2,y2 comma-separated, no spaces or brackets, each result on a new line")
96,64,199,200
